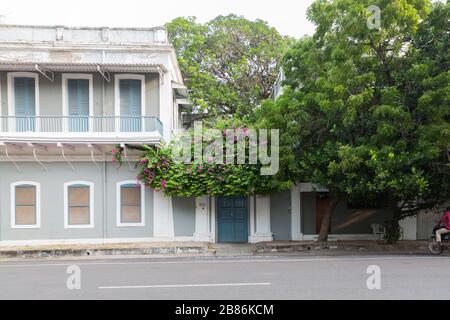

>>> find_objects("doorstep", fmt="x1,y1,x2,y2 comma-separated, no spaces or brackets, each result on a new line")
0,241,214,259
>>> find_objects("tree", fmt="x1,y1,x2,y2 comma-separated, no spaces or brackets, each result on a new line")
166,15,292,123
258,0,449,242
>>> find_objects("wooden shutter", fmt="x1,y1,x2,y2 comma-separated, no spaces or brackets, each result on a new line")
68,79,89,116
120,79,141,116
14,77,35,116
121,185,141,223
15,185,36,225
68,185,90,225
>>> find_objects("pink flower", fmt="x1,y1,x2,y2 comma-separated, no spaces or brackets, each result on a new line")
197,165,203,173
112,148,118,155
161,180,167,188
242,128,249,137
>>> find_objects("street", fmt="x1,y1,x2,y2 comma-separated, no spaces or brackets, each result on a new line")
0,254,449,299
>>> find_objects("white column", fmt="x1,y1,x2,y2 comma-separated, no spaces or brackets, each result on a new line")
249,194,273,243
249,195,256,242
290,185,303,240
194,196,213,242
153,190,174,239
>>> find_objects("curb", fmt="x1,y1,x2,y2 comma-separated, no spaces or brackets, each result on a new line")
0,246,214,259
254,242,429,254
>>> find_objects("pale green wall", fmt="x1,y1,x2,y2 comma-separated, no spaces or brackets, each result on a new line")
0,162,155,241
172,196,196,237
270,191,291,240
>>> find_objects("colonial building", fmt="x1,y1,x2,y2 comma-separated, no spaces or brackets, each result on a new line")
0,24,190,244
0,24,419,246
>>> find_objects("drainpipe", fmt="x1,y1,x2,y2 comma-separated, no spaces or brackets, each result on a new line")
254,195,257,235
102,156,107,242
101,75,108,242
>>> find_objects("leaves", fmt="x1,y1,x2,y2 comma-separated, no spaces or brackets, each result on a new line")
112,123,290,197
260,0,449,215
166,15,293,122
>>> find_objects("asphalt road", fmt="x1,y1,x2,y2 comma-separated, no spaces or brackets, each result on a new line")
0,254,449,299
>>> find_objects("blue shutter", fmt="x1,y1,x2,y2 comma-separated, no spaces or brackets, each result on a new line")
67,79,89,132
120,79,142,131
14,77,36,132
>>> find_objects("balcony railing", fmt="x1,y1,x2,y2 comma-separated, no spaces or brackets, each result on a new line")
0,116,163,136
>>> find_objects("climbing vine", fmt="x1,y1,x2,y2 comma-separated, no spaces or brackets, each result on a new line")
112,127,290,197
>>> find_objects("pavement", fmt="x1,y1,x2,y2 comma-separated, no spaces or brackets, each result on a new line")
255,240,429,255
0,240,430,259
0,241,213,259
0,254,449,299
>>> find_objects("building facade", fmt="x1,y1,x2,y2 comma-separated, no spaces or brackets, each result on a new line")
0,25,418,246
0,25,191,245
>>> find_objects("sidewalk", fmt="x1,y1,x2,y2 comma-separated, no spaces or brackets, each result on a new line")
255,240,430,255
0,240,431,260
0,241,214,259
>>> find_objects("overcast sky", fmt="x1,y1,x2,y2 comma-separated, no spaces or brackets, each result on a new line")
1,0,316,38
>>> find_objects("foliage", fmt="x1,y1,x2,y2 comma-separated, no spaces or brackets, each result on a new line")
113,119,290,197
111,146,124,167
166,14,292,122
258,0,449,241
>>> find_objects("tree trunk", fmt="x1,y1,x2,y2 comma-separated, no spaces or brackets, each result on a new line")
317,195,340,242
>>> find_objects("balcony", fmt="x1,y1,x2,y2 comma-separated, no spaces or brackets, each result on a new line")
0,116,163,144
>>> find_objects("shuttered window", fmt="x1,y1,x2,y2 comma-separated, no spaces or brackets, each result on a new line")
119,79,142,132
67,185,90,225
14,185,37,226
67,79,89,132
120,184,142,224
14,77,36,132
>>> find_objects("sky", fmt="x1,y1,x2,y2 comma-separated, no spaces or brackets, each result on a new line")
0,0,316,38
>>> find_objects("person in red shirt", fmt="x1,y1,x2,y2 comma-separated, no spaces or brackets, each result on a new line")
436,207,450,243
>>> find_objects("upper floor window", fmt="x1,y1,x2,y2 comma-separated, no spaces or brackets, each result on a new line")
7,72,39,132
62,74,93,132
115,74,145,132
116,181,145,227
11,181,41,228
64,181,94,228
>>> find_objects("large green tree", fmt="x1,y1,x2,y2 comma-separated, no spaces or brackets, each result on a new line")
166,15,292,122
259,0,449,242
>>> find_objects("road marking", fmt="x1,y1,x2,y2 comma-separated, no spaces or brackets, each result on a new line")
0,255,448,268
98,282,271,290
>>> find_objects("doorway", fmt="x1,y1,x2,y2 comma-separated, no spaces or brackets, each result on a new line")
217,196,248,243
